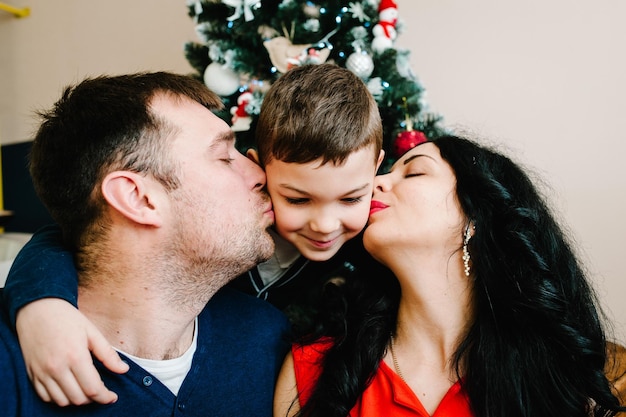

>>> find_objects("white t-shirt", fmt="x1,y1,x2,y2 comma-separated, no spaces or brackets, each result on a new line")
116,317,198,395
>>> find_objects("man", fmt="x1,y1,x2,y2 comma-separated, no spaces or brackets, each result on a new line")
0,72,290,416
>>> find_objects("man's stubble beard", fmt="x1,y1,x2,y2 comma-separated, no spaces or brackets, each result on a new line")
161,208,275,308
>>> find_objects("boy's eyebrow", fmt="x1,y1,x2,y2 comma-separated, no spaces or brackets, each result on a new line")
278,183,371,196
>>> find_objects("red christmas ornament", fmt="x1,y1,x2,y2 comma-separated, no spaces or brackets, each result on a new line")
393,96,428,158
393,129,427,158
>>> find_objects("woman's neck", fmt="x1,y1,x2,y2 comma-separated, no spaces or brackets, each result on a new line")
387,258,473,414
390,251,473,367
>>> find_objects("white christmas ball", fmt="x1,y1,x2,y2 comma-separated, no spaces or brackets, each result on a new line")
346,51,374,79
203,62,240,96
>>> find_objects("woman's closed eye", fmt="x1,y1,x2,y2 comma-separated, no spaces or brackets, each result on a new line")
405,172,424,178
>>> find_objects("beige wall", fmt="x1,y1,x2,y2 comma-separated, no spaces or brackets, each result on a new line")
0,0,196,144
1,0,624,340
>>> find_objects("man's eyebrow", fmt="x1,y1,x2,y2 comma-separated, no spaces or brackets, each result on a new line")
209,130,236,150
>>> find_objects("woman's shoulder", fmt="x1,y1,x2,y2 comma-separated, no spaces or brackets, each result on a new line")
291,337,336,406
292,337,335,364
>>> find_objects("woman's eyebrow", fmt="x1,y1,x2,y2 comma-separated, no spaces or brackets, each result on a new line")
403,153,435,165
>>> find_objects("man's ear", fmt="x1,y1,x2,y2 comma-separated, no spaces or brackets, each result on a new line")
246,148,260,165
376,149,385,171
101,171,163,227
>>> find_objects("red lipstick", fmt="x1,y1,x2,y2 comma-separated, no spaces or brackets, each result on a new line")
369,200,388,216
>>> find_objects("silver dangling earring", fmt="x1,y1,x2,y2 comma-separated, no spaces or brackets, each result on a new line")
462,223,473,277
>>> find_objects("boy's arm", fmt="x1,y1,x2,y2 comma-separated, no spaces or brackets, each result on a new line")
3,225,78,325
3,225,128,406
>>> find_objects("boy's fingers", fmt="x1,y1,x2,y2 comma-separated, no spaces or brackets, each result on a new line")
32,376,75,406
30,379,53,403
87,324,129,375
69,351,119,404
84,386,118,405
70,368,117,405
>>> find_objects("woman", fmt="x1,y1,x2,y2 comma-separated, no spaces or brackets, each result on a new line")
274,135,624,417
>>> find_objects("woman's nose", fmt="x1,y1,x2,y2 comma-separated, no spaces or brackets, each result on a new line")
373,173,391,192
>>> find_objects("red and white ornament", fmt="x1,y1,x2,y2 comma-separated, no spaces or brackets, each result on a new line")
371,0,398,54
230,91,253,132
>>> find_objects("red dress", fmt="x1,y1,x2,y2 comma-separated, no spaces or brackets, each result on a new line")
292,341,474,417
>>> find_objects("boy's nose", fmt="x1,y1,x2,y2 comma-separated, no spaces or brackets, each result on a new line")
309,215,340,235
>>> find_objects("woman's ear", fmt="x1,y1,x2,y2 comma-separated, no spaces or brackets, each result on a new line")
101,171,163,227
246,148,260,165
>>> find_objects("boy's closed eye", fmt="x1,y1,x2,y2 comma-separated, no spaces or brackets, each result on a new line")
285,197,309,205
341,196,364,204
284,196,365,205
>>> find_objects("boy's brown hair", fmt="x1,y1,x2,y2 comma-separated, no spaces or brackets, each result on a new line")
255,63,382,166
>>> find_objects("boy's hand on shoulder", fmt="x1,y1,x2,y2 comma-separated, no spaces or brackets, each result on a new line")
16,298,129,406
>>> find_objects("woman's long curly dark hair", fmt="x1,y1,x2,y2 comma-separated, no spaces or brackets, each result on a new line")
294,135,623,417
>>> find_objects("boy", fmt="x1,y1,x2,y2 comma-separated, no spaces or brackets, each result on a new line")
4,63,385,405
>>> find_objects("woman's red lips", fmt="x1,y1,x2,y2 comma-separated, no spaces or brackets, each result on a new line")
369,200,388,215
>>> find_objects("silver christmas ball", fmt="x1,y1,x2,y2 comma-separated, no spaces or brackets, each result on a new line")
346,51,374,79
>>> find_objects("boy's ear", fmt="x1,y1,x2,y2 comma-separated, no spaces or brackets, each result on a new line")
101,171,163,227
376,149,385,171
246,148,260,165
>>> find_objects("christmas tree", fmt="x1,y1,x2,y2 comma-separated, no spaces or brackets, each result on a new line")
184,0,446,172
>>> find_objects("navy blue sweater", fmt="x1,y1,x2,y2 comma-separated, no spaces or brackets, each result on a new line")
1,226,290,416
0,286,290,416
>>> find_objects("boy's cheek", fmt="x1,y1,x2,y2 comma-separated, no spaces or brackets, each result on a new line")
271,205,302,232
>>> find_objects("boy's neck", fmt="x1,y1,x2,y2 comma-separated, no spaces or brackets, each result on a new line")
253,229,305,286
269,228,302,267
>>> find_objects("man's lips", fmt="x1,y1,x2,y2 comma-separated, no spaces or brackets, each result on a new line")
263,203,275,222
369,200,388,215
